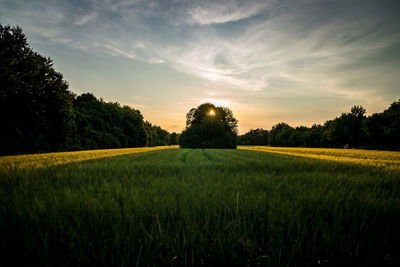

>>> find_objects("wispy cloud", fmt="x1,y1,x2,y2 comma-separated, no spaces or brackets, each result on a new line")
201,98,230,107
167,1,399,96
186,0,270,25
3,1,399,95
2,0,400,131
100,44,138,59
73,13,97,26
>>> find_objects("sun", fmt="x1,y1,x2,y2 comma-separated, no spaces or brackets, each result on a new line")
208,109,216,116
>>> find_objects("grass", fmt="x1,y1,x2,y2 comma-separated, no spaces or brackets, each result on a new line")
240,146,400,170
1,147,399,266
0,146,176,172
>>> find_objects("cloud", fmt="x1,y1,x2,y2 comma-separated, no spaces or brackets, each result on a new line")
165,0,400,97
2,0,400,103
121,102,147,109
201,98,230,107
100,44,138,59
186,0,270,25
157,32,272,91
73,13,97,26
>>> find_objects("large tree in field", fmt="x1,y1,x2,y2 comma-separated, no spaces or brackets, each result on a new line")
0,24,74,154
179,103,238,148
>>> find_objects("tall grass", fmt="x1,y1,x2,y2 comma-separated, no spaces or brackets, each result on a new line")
1,148,399,266
240,146,400,170
0,146,176,172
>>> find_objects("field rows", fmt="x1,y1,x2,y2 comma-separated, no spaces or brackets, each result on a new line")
0,146,177,172
240,146,400,170
1,147,399,266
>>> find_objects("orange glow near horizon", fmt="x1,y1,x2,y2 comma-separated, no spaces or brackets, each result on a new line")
208,109,216,116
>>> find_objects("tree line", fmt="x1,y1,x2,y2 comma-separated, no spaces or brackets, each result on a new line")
239,102,400,150
0,24,178,155
2,24,399,154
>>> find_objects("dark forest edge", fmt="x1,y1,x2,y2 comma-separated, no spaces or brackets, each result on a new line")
1,24,400,155
239,103,400,150
0,24,179,155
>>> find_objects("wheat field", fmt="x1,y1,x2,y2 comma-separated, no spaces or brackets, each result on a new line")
1,147,399,266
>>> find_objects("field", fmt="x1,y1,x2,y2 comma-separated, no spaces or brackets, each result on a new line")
1,147,399,266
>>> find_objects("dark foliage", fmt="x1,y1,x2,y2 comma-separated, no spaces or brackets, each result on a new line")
243,102,400,150
363,100,400,150
324,105,366,148
180,103,238,148
0,25,171,155
143,121,171,146
168,132,180,145
0,25,74,154
72,93,147,150
238,128,269,145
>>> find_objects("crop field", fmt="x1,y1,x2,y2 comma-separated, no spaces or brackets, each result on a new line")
240,146,400,170
1,147,400,266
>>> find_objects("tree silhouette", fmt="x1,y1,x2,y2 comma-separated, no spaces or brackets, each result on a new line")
0,24,74,154
0,24,171,155
180,103,238,148
238,128,269,145
325,105,366,148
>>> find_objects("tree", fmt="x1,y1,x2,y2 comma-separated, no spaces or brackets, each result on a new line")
0,24,172,154
73,93,147,149
325,105,366,148
169,132,180,145
363,112,385,149
363,100,400,150
180,103,238,148
351,105,366,118
238,128,269,145
269,123,294,146
143,121,171,146
380,100,400,149
304,124,325,147
0,24,74,154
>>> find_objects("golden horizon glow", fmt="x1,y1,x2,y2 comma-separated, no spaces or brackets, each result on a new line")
208,109,216,116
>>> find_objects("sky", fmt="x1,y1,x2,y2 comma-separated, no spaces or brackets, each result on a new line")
1,0,400,134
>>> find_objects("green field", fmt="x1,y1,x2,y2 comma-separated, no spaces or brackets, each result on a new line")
1,147,400,266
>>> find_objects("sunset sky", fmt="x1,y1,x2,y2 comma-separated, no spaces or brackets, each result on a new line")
1,0,399,134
